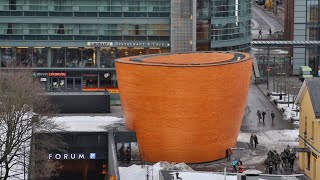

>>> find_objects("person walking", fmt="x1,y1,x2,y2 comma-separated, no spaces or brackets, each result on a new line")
258,29,262,38
253,134,259,149
231,158,238,172
269,29,272,38
250,134,254,148
257,109,262,122
271,111,275,124
225,148,232,161
119,145,125,163
268,164,273,174
125,147,131,164
262,110,266,123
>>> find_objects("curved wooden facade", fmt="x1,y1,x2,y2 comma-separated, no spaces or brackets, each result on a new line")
115,52,252,163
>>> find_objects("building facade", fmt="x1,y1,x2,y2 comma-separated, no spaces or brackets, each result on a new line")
0,0,251,92
288,0,320,75
296,78,320,180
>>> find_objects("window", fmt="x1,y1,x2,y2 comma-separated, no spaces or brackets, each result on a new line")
304,116,308,136
306,152,311,170
311,121,314,140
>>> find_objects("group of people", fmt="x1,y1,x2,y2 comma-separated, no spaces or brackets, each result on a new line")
250,134,259,149
257,109,275,123
258,29,272,38
231,158,245,173
119,145,131,164
264,147,296,174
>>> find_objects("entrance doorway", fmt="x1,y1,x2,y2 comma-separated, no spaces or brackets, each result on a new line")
66,78,82,91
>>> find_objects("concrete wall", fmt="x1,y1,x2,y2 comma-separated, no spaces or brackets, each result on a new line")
48,93,110,113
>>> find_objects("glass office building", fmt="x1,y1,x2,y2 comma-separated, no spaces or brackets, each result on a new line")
0,0,251,92
292,0,320,75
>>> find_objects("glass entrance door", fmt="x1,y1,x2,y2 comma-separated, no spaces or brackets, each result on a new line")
66,78,82,91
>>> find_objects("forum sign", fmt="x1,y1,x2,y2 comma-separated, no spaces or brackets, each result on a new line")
87,41,170,47
48,153,96,160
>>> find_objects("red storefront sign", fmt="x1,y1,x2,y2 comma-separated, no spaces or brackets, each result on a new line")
48,73,67,77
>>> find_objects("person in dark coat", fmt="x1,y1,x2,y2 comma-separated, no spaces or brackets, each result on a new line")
262,110,266,123
268,164,273,174
257,109,262,121
258,29,262,38
119,145,125,163
250,134,254,148
271,111,275,123
125,147,131,164
253,134,259,149
225,148,232,161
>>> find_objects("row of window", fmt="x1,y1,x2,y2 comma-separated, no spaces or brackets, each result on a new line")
0,11,170,17
0,23,170,36
0,35,170,41
0,47,170,68
212,43,251,52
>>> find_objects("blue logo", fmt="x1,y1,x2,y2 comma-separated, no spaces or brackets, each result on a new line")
90,153,96,159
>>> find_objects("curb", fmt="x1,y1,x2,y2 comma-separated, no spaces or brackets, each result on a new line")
255,84,295,129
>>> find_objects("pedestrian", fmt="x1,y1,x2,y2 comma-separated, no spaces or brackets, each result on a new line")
262,110,266,123
225,148,232,161
119,145,125,163
125,147,131,164
250,134,254,148
231,158,238,172
289,153,296,169
271,111,275,123
269,29,272,38
268,164,273,174
257,109,262,121
238,164,245,173
253,134,259,149
258,29,262,38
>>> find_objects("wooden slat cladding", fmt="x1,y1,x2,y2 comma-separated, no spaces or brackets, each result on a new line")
115,52,252,163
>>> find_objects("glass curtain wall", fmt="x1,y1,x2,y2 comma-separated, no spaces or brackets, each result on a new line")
51,48,95,68
306,0,320,75
211,0,251,51
0,47,48,67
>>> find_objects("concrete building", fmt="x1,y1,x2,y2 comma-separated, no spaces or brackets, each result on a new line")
0,0,251,92
295,78,320,180
284,0,320,75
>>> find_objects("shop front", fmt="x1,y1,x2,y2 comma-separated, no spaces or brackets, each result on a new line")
36,132,109,180
33,70,118,92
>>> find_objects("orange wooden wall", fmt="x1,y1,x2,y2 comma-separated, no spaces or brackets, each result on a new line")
115,52,252,163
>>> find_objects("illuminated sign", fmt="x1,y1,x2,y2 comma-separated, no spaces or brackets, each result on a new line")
33,72,67,77
82,74,98,77
87,41,170,47
48,153,96,160
106,88,119,94
48,73,67,77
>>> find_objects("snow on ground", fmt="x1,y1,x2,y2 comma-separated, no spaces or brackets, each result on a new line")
52,115,123,132
119,162,194,180
238,130,299,152
269,94,300,124
179,172,237,180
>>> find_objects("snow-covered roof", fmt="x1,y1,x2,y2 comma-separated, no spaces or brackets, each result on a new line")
51,115,124,132
295,78,320,118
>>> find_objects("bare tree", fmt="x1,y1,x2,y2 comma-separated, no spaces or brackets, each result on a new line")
0,70,61,180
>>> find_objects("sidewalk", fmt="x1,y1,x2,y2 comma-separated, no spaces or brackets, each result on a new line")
255,76,303,98
253,2,285,29
255,76,303,129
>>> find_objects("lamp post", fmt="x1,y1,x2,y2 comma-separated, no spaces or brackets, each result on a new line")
267,46,270,91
